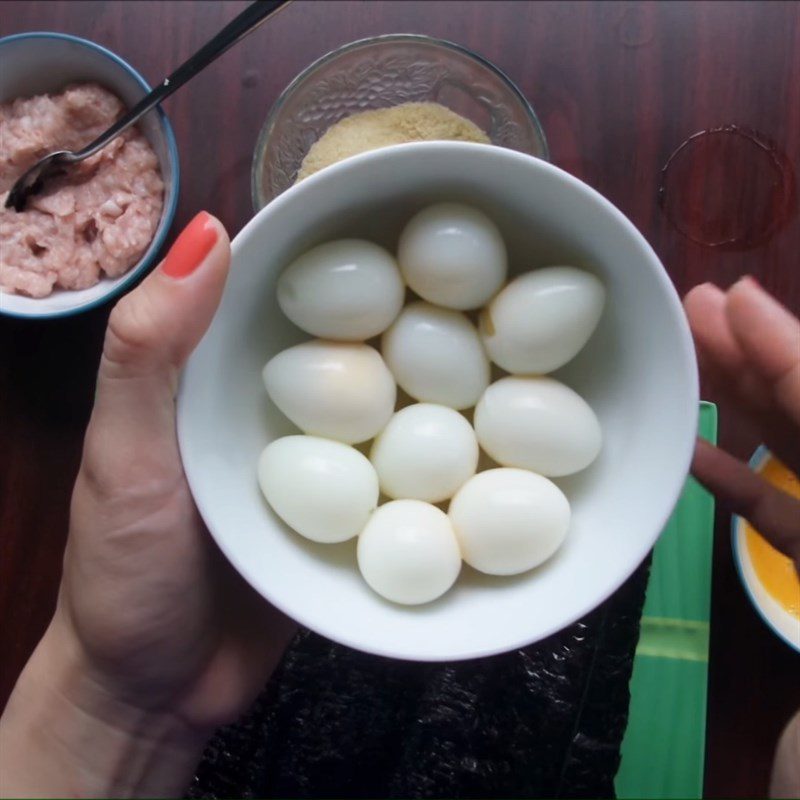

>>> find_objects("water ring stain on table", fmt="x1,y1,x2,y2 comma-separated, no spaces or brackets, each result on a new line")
658,126,796,250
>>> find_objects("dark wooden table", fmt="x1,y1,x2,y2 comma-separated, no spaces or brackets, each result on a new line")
1,2,798,797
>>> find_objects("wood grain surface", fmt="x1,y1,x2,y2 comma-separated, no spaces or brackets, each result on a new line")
1,2,798,797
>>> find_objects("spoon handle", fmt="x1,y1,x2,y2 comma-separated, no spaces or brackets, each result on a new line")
72,0,289,162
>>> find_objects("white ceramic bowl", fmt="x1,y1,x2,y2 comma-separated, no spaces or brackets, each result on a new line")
178,141,699,661
732,447,800,652
0,32,179,319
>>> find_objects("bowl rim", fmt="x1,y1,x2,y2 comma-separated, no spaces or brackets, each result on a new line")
0,30,180,320
250,32,550,211
731,445,800,653
181,140,700,661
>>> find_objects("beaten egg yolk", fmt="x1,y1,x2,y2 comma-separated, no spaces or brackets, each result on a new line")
744,456,800,619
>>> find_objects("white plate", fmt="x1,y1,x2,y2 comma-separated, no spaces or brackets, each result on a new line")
178,142,698,661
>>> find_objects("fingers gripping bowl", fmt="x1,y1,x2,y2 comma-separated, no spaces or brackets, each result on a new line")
177,142,698,661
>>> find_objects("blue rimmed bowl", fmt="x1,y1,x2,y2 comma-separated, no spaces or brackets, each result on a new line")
0,32,179,319
731,446,800,652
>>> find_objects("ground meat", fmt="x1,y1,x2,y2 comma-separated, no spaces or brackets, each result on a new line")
0,83,164,298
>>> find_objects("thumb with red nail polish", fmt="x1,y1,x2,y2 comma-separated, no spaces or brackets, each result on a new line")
87,209,232,491
0,212,295,798
102,210,229,383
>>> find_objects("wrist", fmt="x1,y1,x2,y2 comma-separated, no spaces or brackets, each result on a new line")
0,617,208,798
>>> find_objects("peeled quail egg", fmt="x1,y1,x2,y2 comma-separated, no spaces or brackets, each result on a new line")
381,301,490,409
397,202,507,310
258,436,379,543
480,266,605,374
263,340,396,444
474,376,602,476
357,499,462,605
370,403,479,503
277,239,404,341
449,468,570,575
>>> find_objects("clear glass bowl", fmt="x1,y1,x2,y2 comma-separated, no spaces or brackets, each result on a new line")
251,34,549,210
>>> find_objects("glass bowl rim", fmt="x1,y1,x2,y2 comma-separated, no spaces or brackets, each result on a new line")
250,32,550,210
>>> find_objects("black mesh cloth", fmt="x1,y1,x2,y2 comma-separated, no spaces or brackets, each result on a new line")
189,557,649,799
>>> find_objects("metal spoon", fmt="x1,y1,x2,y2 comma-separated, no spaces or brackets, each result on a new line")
5,0,289,212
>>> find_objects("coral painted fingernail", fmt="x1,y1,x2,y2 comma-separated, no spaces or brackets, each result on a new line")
162,211,218,279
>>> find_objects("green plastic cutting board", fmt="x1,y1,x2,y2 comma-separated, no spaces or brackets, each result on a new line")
615,402,718,800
